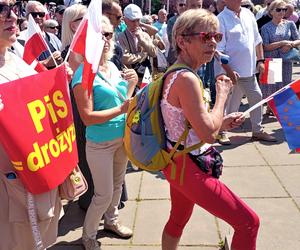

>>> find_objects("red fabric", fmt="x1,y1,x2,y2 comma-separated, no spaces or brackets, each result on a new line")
162,155,259,250
259,58,270,84
70,19,95,95
290,79,300,99
34,61,47,72
0,66,78,194
23,33,48,65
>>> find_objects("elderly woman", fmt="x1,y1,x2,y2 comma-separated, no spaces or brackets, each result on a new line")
261,0,300,104
0,1,62,249
160,9,259,250
72,16,138,250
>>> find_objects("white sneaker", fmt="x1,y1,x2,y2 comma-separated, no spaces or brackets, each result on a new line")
104,221,133,239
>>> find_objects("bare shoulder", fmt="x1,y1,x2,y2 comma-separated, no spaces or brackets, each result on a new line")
164,69,198,88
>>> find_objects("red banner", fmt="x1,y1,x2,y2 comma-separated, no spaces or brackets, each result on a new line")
0,65,78,194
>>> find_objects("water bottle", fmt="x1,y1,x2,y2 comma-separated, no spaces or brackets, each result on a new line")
215,50,230,65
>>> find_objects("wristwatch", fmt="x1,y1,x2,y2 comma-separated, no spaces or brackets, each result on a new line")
256,59,265,66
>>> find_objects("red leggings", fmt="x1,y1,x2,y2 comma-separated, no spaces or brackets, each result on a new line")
162,154,260,250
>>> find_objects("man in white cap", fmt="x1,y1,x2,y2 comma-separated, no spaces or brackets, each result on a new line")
117,4,157,81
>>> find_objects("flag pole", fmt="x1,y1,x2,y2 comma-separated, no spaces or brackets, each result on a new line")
243,78,299,116
149,0,151,14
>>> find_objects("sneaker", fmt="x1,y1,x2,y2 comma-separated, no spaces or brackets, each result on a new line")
217,132,231,145
82,237,101,250
104,222,133,239
252,131,277,142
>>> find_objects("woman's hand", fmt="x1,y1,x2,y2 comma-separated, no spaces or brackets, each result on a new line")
280,40,294,53
221,112,245,131
215,74,233,97
64,62,73,82
122,69,138,86
120,98,133,114
0,95,3,111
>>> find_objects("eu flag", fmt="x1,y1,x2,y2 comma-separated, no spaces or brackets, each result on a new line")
271,81,300,151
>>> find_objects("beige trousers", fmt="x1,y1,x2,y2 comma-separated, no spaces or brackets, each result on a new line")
83,138,128,239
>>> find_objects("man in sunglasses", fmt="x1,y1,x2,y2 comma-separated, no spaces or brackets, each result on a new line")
214,0,277,144
18,1,62,69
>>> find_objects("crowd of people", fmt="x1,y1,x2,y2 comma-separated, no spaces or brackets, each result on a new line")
0,0,300,250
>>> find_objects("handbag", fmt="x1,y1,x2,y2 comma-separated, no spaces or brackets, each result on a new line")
282,48,300,62
189,147,223,178
59,165,88,200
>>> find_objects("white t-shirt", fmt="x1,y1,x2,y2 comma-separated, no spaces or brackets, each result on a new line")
215,7,262,78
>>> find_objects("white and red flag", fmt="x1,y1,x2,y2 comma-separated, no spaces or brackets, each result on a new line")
260,58,282,84
140,67,152,89
69,0,104,96
23,14,48,72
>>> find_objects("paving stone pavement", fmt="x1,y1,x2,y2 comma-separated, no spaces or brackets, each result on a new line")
49,65,300,250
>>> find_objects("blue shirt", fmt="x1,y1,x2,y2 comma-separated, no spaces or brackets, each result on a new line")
71,62,128,143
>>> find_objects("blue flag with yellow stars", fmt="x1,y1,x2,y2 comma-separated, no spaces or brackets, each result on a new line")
272,80,300,151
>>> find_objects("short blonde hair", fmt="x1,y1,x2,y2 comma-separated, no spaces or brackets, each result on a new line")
268,0,286,16
101,16,115,62
172,8,219,53
61,4,87,50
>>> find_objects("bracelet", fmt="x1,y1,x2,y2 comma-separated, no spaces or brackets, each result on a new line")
256,59,265,66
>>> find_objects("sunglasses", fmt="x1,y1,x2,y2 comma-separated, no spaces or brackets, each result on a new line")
108,13,122,20
30,12,46,18
49,26,59,29
102,32,113,40
275,7,287,12
182,32,223,43
242,4,252,9
0,3,15,19
178,3,186,7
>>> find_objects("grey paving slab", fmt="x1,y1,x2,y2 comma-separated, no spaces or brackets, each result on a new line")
139,171,170,199
272,165,300,196
125,171,142,200
221,166,287,198
132,200,170,245
180,206,220,246
53,201,137,246
102,246,219,250
218,198,300,250
217,142,267,167
255,140,300,166
294,197,300,208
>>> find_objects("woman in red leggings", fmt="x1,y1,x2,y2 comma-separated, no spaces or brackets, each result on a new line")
160,9,259,250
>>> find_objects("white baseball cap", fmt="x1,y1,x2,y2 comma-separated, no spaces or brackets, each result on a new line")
124,4,143,21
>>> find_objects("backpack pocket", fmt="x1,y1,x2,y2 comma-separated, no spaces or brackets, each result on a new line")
130,130,161,165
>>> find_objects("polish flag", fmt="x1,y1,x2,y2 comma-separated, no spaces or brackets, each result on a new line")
23,14,48,72
69,0,104,96
260,58,282,84
140,67,152,89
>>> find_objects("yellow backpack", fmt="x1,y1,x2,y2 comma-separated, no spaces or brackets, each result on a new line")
124,64,205,182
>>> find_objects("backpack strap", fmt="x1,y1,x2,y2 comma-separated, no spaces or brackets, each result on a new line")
161,64,207,183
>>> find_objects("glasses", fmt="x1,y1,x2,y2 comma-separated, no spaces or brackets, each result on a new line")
49,26,59,29
275,7,287,12
102,32,113,40
182,32,223,43
178,3,186,7
242,4,252,9
108,13,122,20
73,16,83,22
0,3,15,19
30,12,46,18
58,10,65,15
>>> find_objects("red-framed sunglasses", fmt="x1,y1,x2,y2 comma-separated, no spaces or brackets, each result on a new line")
182,32,223,43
